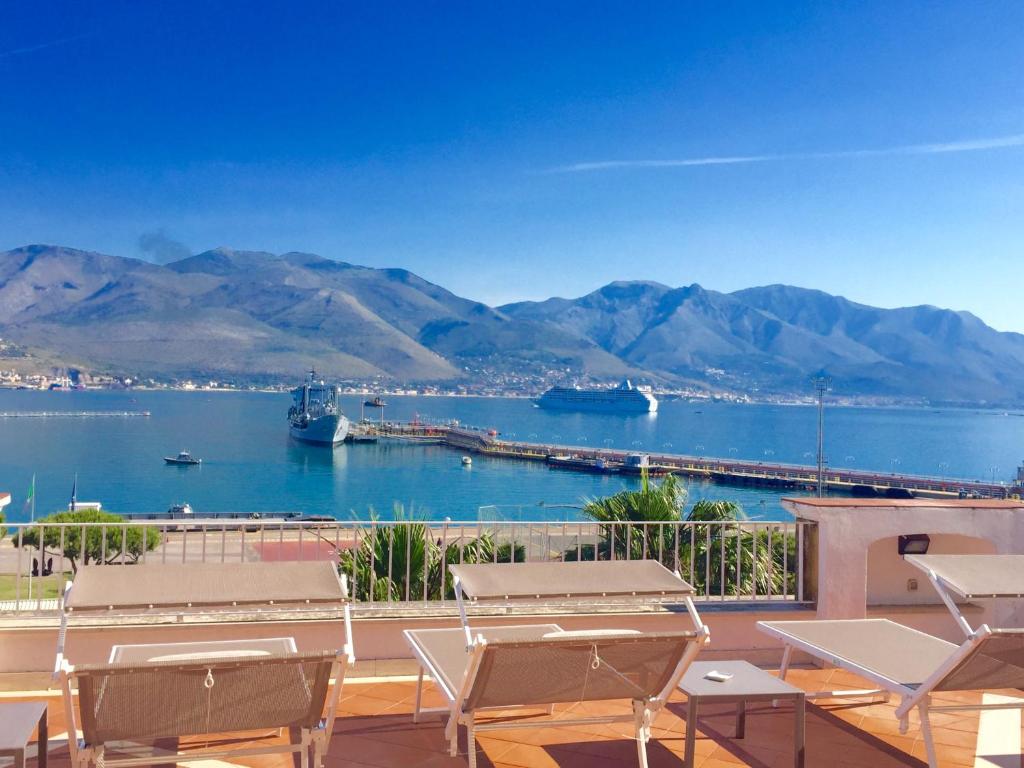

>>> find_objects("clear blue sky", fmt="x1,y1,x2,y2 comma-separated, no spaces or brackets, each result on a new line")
2,2,1023,329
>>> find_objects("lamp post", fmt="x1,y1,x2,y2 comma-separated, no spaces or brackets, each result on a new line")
812,376,831,498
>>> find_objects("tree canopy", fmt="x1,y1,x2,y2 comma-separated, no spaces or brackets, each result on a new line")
18,510,161,572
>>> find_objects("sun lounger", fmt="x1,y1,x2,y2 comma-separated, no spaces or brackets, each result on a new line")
449,559,707,641
905,553,1024,634
407,560,709,766
60,649,345,768
759,618,1024,768
56,561,354,676
405,624,702,768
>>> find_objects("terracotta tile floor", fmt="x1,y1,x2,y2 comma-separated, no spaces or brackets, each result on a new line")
6,667,1022,768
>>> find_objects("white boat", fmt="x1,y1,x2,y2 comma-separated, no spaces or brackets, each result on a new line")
288,370,350,445
536,379,658,414
164,450,201,465
462,456,472,465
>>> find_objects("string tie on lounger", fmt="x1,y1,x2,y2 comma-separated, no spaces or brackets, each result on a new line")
203,668,216,748
589,644,602,671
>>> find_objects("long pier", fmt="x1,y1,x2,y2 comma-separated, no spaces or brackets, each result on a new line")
0,410,152,418
367,422,1021,500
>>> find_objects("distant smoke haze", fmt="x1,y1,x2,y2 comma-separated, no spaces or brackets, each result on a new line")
138,230,191,264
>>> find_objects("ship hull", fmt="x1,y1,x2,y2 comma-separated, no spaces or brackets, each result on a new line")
289,414,350,445
536,397,657,414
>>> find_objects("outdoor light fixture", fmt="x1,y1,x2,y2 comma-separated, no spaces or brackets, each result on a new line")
898,534,931,556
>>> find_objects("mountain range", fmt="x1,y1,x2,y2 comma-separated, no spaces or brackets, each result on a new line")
2,244,1023,404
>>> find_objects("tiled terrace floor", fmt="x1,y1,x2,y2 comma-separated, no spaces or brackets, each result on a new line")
5,667,1021,768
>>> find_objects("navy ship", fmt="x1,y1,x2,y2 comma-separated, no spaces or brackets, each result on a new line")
536,379,658,414
288,370,350,445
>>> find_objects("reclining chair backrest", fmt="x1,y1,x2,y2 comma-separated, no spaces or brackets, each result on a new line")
933,628,1024,692
75,651,337,744
465,631,697,710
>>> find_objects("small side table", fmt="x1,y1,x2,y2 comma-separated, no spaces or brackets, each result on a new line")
0,702,47,768
678,660,804,768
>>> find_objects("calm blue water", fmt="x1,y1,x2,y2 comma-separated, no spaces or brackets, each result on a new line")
0,390,1021,523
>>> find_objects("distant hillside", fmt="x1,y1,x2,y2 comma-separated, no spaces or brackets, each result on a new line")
0,245,631,383
2,244,1023,403
501,282,1024,403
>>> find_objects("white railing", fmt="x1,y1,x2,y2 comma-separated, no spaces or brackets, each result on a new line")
0,518,812,614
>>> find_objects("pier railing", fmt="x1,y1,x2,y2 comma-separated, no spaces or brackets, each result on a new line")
0,518,812,614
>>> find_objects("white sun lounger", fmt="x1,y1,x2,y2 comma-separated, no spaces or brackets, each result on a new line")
406,560,709,767
56,560,354,677
759,618,1024,768
405,624,703,768
63,649,346,768
905,553,1024,634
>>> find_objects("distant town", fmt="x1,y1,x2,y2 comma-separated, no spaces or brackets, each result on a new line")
0,339,938,408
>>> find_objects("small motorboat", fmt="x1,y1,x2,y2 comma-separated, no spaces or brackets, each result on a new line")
462,456,472,466
363,396,388,408
164,450,202,465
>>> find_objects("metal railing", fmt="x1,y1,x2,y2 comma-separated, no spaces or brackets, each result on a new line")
0,518,812,614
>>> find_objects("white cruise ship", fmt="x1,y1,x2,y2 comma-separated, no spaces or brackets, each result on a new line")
536,379,658,414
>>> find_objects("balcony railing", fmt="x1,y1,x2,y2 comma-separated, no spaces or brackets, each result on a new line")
0,518,812,614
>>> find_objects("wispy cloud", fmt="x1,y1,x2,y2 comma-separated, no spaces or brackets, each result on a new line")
0,32,93,60
548,133,1024,173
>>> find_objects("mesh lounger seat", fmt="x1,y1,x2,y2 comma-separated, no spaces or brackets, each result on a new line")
57,561,355,768
759,618,1024,768
406,560,709,767
62,650,345,768
405,624,702,768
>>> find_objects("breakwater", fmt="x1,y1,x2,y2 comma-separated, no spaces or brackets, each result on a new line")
370,422,1020,500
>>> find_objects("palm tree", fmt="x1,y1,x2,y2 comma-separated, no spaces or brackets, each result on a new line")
566,476,796,597
339,505,525,602
568,471,685,564
685,500,796,597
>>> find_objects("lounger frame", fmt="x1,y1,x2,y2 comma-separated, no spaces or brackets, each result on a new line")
59,650,350,768
407,626,705,768
451,560,707,646
763,620,1024,768
54,561,354,679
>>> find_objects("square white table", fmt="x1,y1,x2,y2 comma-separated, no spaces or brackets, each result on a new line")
678,660,805,767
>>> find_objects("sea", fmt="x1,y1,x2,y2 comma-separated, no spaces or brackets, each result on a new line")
1,389,1022,523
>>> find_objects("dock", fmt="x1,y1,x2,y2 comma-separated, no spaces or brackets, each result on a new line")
0,410,152,418
364,421,1021,500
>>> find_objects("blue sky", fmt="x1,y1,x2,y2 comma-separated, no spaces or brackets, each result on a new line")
2,2,1023,330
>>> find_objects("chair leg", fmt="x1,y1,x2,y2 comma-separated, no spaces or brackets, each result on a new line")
918,702,938,768
312,734,326,768
466,714,477,768
413,667,424,723
779,645,793,680
774,645,794,708
633,701,650,768
445,714,458,757
684,696,698,768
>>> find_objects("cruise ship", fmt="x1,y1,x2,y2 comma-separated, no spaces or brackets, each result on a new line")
536,379,658,413
288,370,350,445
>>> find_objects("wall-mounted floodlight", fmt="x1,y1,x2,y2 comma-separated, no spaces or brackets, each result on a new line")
898,534,931,556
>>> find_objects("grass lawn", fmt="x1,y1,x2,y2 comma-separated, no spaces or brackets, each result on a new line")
0,573,68,600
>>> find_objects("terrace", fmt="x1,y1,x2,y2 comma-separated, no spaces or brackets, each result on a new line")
1,498,1022,767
